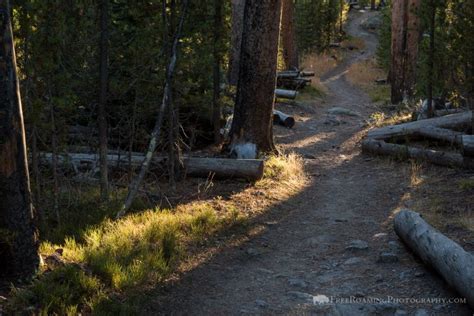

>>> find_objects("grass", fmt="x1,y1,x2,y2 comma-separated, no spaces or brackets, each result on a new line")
459,179,474,190
341,36,366,50
8,153,307,314
296,85,325,101
346,57,390,104
366,111,413,128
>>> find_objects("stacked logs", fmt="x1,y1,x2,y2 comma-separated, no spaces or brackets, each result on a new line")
362,111,474,169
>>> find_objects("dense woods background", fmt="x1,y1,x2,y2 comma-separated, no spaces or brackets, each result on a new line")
7,0,349,238
1,0,474,314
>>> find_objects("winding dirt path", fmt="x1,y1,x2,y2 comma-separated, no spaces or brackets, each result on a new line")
144,11,471,316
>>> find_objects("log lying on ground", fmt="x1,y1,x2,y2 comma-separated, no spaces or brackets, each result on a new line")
275,89,297,99
367,111,472,140
462,135,474,157
394,210,474,308
300,71,315,77
273,110,295,128
277,70,314,79
415,126,464,146
39,153,264,181
277,71,300,79
361,139,474,169
185,158,264,180
277,78,311,90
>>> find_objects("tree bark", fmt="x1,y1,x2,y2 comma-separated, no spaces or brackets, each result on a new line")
229,0,282,158
390,0,407,104
390,0,421,104
281,0,299,70
0,2,39,278
117,0,189,219
394,210,474,308
98,0,109,201
229,0,245,86
426,0,436,118
213,0,223,143
405,0,421,100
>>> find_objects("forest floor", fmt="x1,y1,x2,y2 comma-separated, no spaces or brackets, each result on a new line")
144,10,473,316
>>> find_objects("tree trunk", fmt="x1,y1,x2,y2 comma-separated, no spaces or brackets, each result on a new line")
390,0,421,104
229,0,282,158
405,0,421,99
98,0,109,201
427,0,436,118
213,0,223,143
281,0,299,70
390,0,407,104
371,0,376,10
394,210,474,308
229,0,245,86
0,2,39,278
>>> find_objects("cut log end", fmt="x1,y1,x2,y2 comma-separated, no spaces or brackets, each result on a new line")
461,135,474,157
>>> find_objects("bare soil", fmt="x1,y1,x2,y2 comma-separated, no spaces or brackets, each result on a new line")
143,11,473,316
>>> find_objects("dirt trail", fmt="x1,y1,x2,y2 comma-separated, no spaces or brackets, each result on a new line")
145,11,471,316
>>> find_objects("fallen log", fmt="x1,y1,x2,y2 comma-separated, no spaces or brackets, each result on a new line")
277,78,311,90
273,110,295,128
367,111,472,140
300,71,315,77
275,89,297,100
461,135,474,157
185,158,264,181
415,126,463,146
361,139,474,169
39,153,264,181
394,210,474,308
277,71,300,79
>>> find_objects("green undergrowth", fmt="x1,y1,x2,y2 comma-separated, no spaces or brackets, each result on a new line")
296,85,325,100
368,84,390,104
8,154,305,315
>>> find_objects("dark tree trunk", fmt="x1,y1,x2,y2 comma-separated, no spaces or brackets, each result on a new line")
0,1,39,278
228,0,245,86
98,0,109,200
405,0,421,101
390,0,407,104
427,0,436,118
371,0,376,10
281,0,299,70
390,0,421,104
213,0,223,143
229,0,282,158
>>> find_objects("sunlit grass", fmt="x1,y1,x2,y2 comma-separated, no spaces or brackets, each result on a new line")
367,111,412,128
346,57,390,104
9,153,308,314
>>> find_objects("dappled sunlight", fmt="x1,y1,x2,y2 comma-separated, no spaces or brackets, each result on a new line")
279,132,337,149
322,69,349,83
